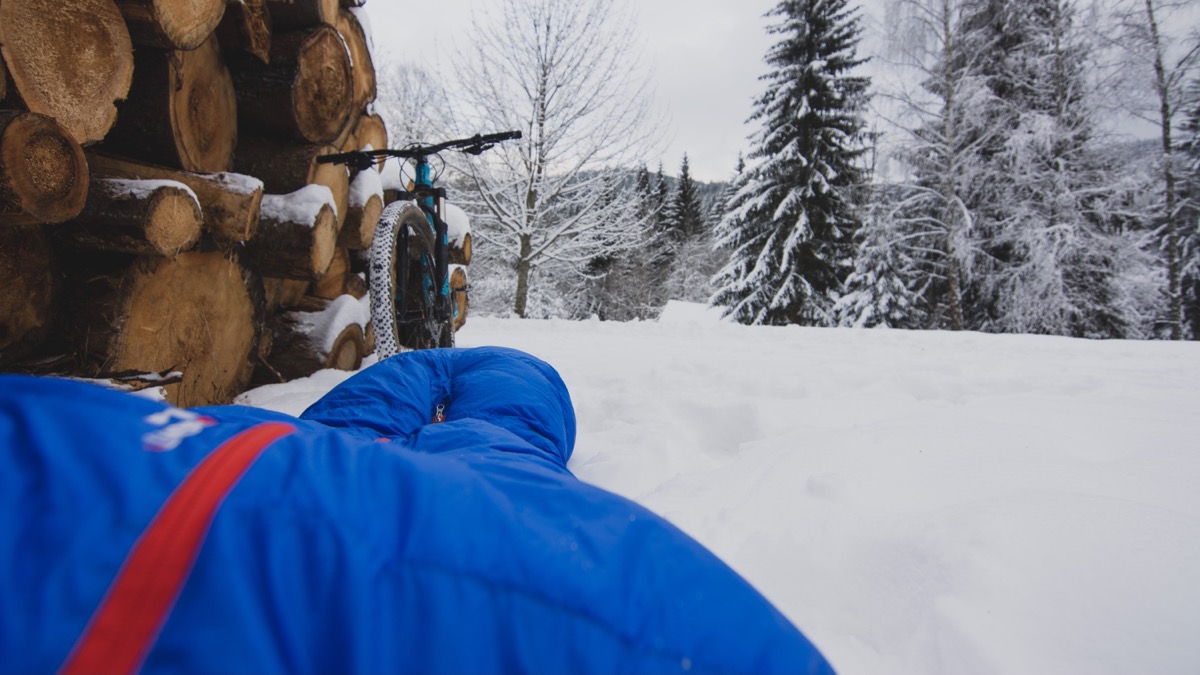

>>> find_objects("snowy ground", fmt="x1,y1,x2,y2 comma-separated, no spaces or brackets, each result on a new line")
237,302,1200,675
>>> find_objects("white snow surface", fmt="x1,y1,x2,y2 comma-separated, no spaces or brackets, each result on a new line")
261,184,337,226
211,172,264,196
291,294,371,355
444,202,470,246
349,168,384,209
236,303,1200,675
100,178,199,209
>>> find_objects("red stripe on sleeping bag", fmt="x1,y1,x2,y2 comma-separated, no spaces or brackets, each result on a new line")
60,421,295,675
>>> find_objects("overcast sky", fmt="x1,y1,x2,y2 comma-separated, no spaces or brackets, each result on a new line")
361,0,799,183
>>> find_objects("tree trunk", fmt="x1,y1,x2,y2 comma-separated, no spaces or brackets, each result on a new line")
62,250,262,406
88,152,264,248
0,226,56,364
449,232,472,266
234,138,349,230
57,178,202,257
228,25,352,144
0,0,134,145
0,112,89,226
265,0,338,29
513,235,532,317
335,9,376,111
114,0,227,51
244,191,337,279
217,0,272,63
450,265,468,332
1144,0,1183,340
101,34,237,173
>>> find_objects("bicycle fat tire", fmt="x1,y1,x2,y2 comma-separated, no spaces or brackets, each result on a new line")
369,202,442,358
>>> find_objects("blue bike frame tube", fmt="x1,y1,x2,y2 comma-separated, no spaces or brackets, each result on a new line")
414,159,451,309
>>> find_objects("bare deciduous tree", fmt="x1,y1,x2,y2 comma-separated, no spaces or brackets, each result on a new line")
448,0,661,317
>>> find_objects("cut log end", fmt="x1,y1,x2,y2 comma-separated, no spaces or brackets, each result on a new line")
171,35,238,172
0,112,89,225
0,0,134,144
116,0,228,50
246,201,337,280
451,266,469,332
60,178,202,257
295,28,354,144
142,186,204,254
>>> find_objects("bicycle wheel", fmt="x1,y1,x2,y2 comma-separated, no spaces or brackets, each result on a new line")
369,202,448,358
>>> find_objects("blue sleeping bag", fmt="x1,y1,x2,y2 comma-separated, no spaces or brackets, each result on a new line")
0,346,833,674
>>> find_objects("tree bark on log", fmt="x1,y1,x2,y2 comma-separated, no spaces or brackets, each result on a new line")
335,10,376,111
217,0,272,63
233,138,348,229
101,34,237,173
0,226,56,364
114,0,228,51
262,277,311,312
88,152,264,248
0,0,134,145
0,111,89,226
449,232,472,266
244,192,337,280
450,265,468,332
339,0,365,7
57,178,202,257
339,190,380,250
228,25,352,144
265,0,338,29
63,250,262,406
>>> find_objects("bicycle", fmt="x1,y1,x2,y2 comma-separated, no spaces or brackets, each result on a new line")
318,131,522,358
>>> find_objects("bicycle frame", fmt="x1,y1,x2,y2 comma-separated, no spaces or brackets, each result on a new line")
317,131,521,348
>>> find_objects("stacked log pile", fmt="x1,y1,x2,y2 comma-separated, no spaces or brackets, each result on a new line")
0,0,462,406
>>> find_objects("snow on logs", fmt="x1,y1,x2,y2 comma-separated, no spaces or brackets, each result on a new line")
87,153,264,248
56,178,202,257
258,294,368,382
101,33,237,173
0,112,89,226
245,185,338,280
0,0,134,145
234,138,349,230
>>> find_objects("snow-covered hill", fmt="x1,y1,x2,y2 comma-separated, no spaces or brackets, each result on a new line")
237,302,1200,675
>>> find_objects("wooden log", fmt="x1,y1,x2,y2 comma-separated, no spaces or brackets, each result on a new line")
0,226,56,364
114,0,227,51
0,0,134,145
266,0,338,29
335,10,376,111
340,167,381,249
450,265,468,332
259,294,366,381
0,111,89,226
57,178,202,257
63,250,262,406
450,232,472,266
217,0,272,63
228,25,352,144
88,152,264,248
244,185,337,279
101,34,237,173
339,0,365,7
233,138,348,229
311,247,350,299
262,276,311,312
0,55,7,102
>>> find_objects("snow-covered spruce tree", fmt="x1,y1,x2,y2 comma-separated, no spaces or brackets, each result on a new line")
671,154,706,243
712,0,872,326
978,0,1139,337
834,186,925,327
449,0,658,318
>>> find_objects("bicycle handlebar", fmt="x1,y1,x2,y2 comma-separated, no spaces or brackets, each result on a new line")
317,131,523,169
